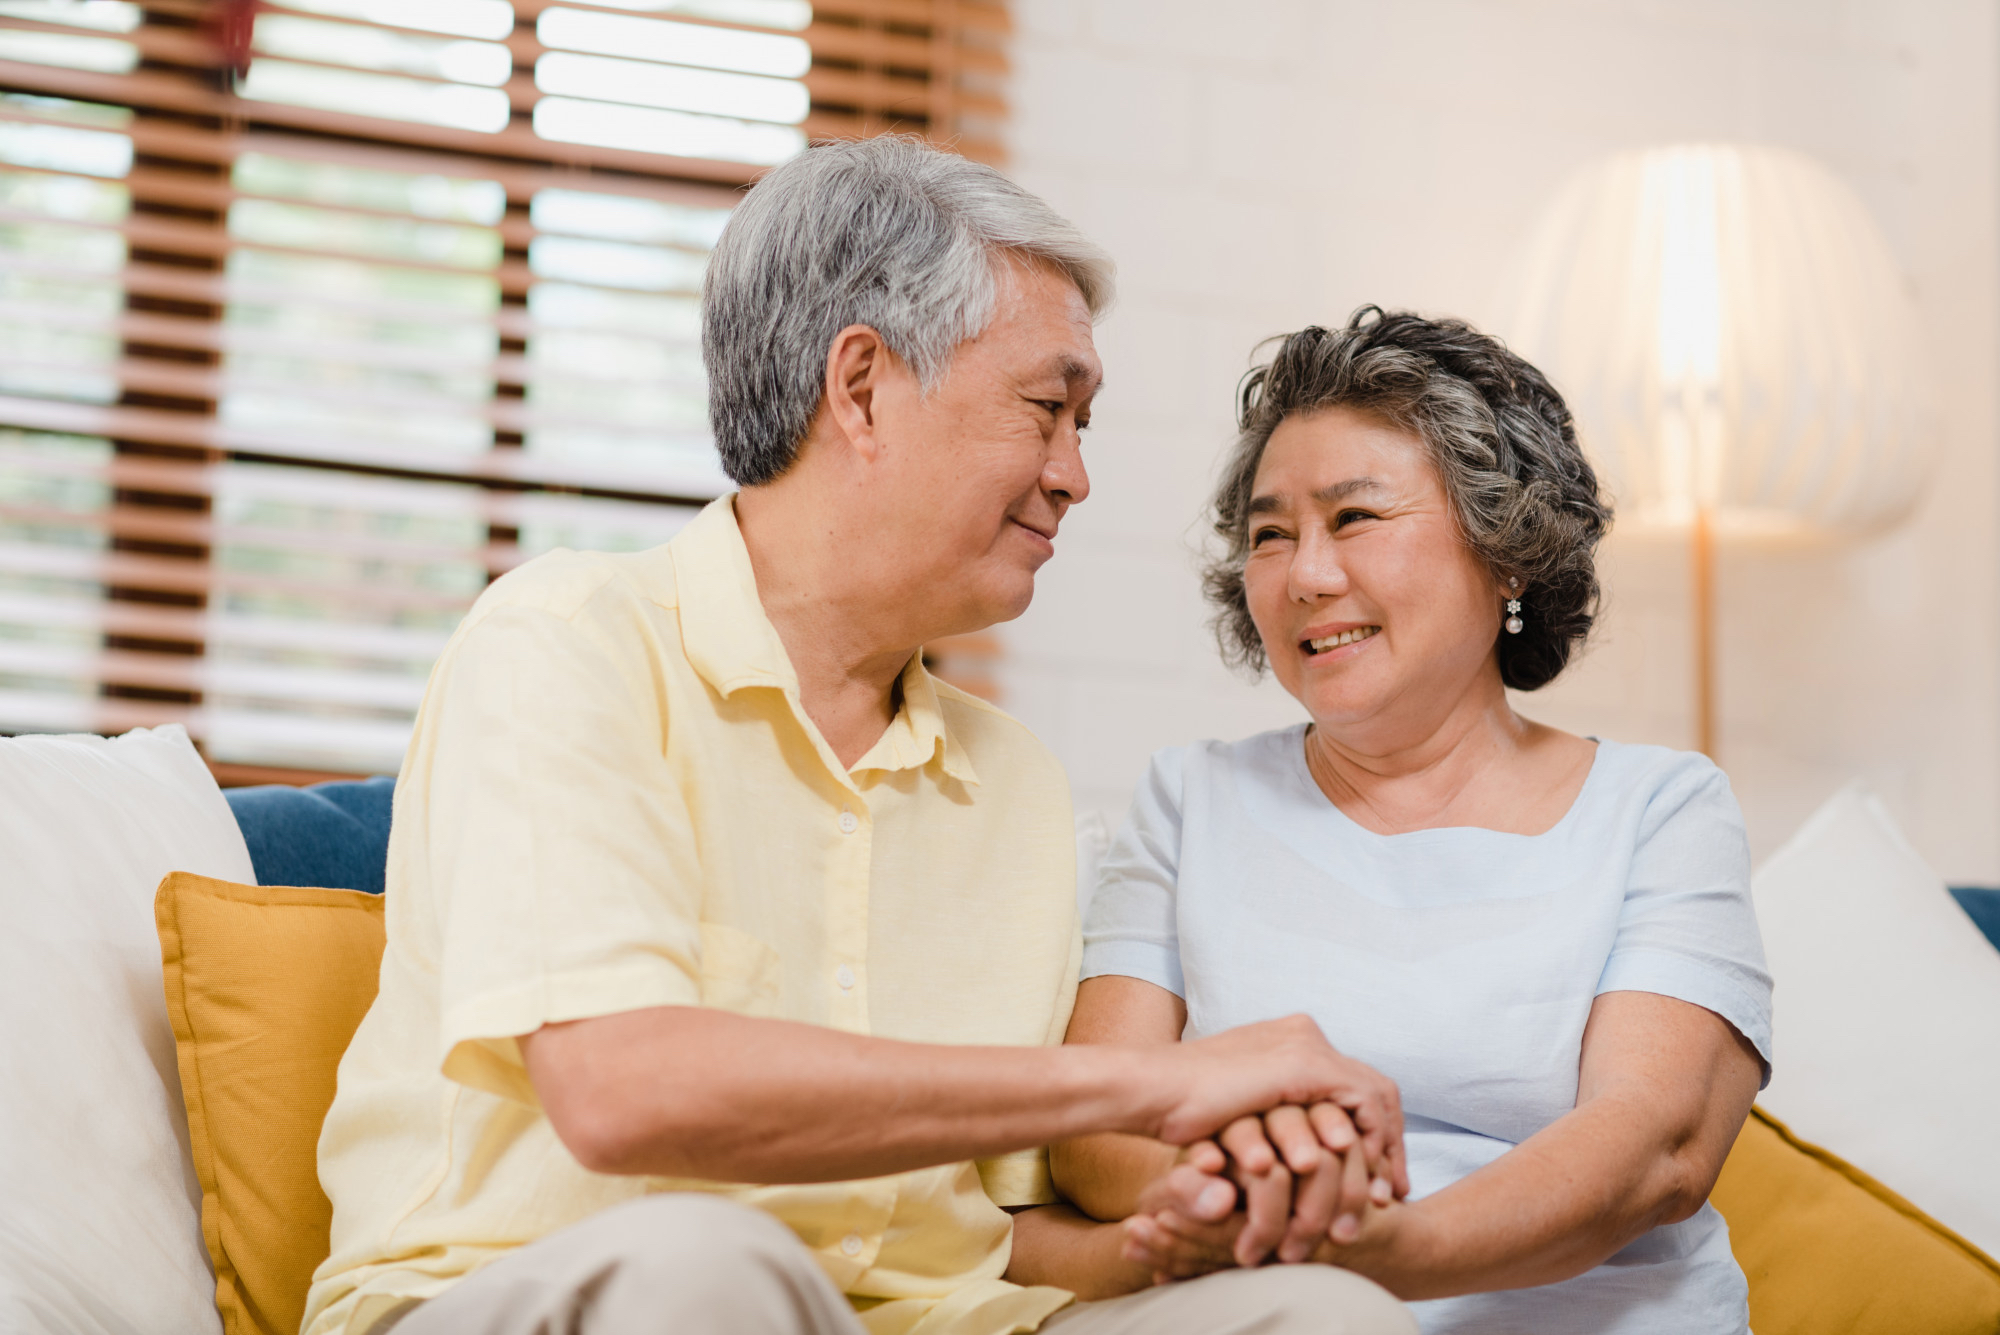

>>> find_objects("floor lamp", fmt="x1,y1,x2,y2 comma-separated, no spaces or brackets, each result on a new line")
1497,143,1933,757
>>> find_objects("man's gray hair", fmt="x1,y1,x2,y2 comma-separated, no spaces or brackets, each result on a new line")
702,136,1115,486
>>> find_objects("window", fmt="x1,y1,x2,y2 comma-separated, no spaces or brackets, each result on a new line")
0,0,1007,779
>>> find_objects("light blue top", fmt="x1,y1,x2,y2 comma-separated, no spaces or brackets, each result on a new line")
1082,726,1774,1335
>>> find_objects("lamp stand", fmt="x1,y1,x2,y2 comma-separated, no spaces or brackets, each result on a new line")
1691,506,1717,758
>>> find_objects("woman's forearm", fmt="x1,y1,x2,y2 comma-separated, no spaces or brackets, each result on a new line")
1052,976,1199,1221
1319,1091,1714,1298
1004,1204,1155,1300
1317,992,1761,1299
1049,1131,1179,1221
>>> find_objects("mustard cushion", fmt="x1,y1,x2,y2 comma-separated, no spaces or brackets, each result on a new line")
1713,1106,2000,1335
156,871,387,1335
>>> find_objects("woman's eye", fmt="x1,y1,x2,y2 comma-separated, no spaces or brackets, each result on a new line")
1250,527,1288,547
1335,508,1377,527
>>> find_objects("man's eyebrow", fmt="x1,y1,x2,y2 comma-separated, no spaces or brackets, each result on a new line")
1054,355,1103,393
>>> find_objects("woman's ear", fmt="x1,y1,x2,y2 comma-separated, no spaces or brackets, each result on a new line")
823,324,890,463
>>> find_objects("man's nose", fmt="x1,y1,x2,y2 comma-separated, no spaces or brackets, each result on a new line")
1044,429,1090,508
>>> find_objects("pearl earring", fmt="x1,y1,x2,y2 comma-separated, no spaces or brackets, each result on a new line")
1505,583,1523,635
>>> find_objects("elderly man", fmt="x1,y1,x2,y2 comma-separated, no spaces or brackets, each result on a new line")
303,137,1414,1335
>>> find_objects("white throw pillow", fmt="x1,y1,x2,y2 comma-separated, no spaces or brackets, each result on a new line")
1752,781,2000,1257
0,726,251,1335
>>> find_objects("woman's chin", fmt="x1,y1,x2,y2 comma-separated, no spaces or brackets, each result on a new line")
1292,683,1386,730
1277,658,1386,726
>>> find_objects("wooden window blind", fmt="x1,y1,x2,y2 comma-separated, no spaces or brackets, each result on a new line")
0,0,1006,782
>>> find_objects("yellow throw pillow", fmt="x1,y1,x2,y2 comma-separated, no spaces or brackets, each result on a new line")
1714,1106,2000,1335
156,872,387,1335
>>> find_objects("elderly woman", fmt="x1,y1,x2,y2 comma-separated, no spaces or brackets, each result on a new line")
1051,309,1773,1333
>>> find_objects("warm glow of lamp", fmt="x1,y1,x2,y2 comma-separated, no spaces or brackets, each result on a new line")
1497,143,1934,754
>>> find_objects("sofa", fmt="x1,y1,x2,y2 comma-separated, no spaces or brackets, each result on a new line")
4,726,1999,1335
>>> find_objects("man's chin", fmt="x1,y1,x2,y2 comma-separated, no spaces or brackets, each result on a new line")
949,573,1038,635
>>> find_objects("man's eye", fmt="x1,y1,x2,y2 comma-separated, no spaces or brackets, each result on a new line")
1039,400,1064,415
1250,527,1287,546
1335,508,1377,527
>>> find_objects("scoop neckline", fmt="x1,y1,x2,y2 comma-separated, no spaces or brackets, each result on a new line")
1282,722,1605,842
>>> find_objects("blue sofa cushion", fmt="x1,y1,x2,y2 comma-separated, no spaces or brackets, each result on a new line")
1950,887,2000,956
224,776,395,895
213,781,2000,941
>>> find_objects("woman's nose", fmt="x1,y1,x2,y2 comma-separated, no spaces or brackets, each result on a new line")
1288,534,1347,602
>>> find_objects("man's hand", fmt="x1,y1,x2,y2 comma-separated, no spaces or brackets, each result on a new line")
1156,1016,1409,1205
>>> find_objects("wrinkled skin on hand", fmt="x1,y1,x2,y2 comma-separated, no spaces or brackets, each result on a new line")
1122,1105,1402,1282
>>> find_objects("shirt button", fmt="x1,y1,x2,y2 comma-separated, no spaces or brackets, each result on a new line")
838,810,858,834
836,964,855,991
840,1233,864,1257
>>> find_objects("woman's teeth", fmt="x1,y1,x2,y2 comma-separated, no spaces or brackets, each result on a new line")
1306,626,1379,654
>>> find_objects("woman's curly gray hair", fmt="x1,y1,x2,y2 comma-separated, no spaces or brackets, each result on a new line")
1203,307,1611,691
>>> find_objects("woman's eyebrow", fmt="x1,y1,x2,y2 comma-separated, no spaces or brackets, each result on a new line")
1247,476,1384,515
1312,477,1384,503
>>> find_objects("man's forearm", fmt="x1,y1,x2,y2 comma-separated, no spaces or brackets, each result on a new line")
523,1005,1402,1189
522,1006,1174,1183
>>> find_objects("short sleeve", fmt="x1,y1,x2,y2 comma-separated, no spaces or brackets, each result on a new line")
1082,748,1188,997
422,594,705,1104
1596,756,1775,1085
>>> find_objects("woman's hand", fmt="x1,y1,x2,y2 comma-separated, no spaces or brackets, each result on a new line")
1218,1103,1399,1262
1121,1150,1244,1283
1050,975,1409,1234
1185,1103,1400,1267
1123,1103,1393,1271
1120,1147,1409,1282
1122,1201,1243,1283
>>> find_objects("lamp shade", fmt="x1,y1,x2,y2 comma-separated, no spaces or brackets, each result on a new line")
1496,143,1933,535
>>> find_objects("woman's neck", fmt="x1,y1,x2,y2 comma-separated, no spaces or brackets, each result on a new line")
1303,679,1593,837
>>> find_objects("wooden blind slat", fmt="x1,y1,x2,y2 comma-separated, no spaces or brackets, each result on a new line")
0,0,1010,773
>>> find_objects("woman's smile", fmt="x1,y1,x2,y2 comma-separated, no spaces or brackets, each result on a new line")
1300,623,1381,661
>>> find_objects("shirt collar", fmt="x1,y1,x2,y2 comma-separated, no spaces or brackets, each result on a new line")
672,495,797,698
671,495,979,787
850,653,981,786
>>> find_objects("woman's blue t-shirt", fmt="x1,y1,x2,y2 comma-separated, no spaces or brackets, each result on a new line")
1082,727,1774,1335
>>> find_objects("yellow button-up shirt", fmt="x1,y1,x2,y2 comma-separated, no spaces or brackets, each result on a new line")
305,497,1082,1335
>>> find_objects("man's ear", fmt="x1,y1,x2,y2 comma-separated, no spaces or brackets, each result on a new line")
823,324,891,463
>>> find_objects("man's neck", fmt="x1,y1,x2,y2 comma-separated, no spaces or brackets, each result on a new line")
733,486,917,770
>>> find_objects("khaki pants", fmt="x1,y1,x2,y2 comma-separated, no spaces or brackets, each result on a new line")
383,1194,1416,1335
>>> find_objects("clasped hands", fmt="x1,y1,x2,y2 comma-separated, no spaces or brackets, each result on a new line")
1123,1102,1409,1284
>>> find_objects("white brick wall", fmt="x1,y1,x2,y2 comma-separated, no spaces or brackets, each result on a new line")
1000,0,2000,879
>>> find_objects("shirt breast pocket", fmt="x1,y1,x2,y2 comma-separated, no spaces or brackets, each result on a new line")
698,922,784,1018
